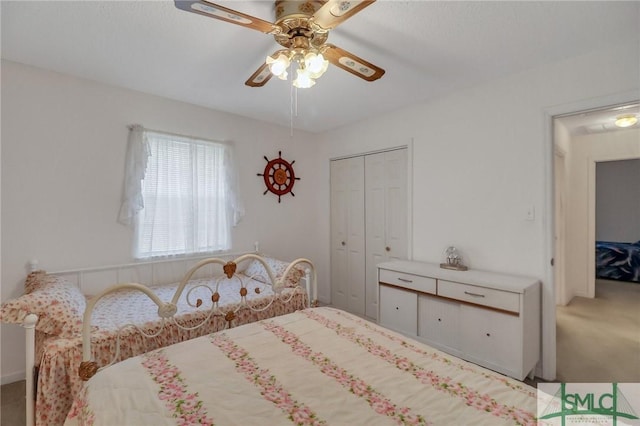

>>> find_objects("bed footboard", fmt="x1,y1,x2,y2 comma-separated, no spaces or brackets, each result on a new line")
11,252,314,426
79,254,316,381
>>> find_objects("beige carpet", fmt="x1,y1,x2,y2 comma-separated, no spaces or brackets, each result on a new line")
1,380,25,426
556,279,640,383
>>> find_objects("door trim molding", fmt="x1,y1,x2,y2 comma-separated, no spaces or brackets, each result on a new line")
330,145,408,162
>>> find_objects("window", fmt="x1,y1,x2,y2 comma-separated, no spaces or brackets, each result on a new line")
119,126,243,259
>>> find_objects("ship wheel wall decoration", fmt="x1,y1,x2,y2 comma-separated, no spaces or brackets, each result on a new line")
257,151,300,203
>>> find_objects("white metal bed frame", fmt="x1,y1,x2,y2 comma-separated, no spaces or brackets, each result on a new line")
20,252,316,426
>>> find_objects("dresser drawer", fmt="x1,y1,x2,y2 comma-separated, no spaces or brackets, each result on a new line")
379,285,418,335
438,280,520,313
379,269,436,295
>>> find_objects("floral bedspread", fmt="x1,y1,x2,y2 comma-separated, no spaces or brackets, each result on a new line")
65,307,537,426
35,276,307,426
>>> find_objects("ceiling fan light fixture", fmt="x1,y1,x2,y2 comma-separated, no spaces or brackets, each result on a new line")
266,54,290,78
293,68,315,88
175,0,385,88
304,52,329,78
614,114,638,128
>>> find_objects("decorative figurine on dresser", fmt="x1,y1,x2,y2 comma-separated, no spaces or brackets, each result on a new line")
440,246,468,271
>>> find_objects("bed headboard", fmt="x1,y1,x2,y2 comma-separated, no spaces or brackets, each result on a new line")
29,251,270,296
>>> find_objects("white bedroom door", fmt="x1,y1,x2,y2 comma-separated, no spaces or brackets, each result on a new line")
330,156,366,315
365,149,408,320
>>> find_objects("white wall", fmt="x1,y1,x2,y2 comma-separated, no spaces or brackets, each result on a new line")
564,129,640,300
596,159,640,242
0,60,324,382
317,42,640,380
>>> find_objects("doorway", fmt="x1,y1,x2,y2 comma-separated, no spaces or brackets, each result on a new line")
553,102,640,382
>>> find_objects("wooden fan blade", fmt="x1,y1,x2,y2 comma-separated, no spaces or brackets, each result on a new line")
311,0,376,31
175,0,280,34
245,62,273,87
322,44,385,82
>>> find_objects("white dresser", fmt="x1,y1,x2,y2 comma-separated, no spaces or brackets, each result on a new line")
377,260,540,380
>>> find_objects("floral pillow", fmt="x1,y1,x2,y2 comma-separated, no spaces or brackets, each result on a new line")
0,272,85,337
243,257,304,288
24,270,55,294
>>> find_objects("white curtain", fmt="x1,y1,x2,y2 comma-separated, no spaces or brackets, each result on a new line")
118,125,150,226
118,126,244,258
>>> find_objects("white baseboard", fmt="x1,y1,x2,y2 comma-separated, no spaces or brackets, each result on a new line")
1,370,26,385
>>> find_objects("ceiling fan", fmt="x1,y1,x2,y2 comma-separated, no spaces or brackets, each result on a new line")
174,0,385,88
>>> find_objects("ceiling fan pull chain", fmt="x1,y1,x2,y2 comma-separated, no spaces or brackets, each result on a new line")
290,76,294,137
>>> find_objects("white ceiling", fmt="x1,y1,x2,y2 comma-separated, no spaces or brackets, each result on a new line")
2,1,639,133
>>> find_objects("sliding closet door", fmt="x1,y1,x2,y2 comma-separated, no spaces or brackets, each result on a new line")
365,149,408,320
330,157,366,315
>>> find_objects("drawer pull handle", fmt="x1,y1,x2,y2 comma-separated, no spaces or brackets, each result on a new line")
398,278,413,283
464,291,485,298
395,307,399,310
438,318,442,322
486,333,491,337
